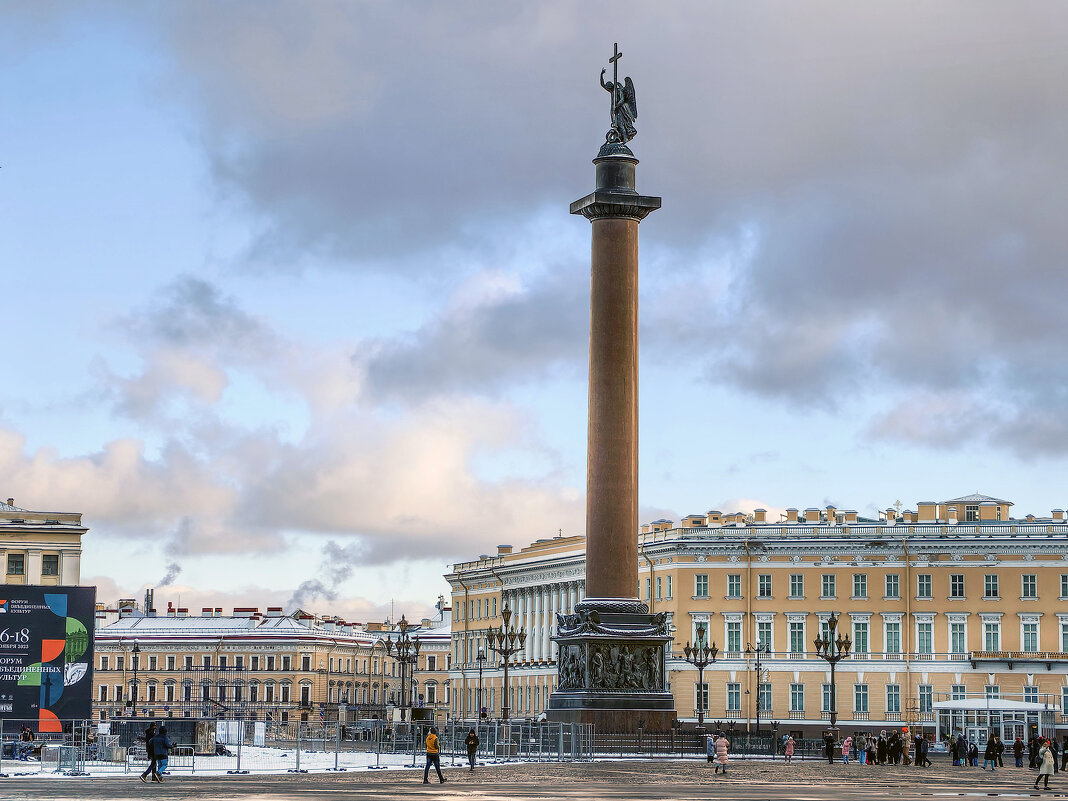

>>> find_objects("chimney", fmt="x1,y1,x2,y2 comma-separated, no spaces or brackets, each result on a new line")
640,523,650,534
166,602,176,618
947,506,958,525
786,508,798,524
917,501,937,523
1054,509,1064,522
885,507,897,522
753,508,767,524
201,607,214,617
176,607,189,617
497,544,513,555
215,607,223,617
266,607,283,618
5,498,12,506
233,608,258,619
804,508,821,524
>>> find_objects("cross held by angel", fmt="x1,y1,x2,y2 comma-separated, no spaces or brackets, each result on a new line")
601,43,637,145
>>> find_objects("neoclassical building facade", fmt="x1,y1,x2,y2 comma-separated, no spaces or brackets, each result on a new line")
446,494,1068,739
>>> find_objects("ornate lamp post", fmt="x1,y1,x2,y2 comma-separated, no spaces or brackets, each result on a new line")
813,612,852,731
682,622,718,727
384,615,420,722
745,640,770,734
476,646,487,719
486,605,526,721
130,642,141,717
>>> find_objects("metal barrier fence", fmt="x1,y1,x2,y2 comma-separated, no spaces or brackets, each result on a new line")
590,730,833,761
0,717,593,776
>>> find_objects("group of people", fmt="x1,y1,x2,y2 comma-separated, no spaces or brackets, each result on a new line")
705,732,730,773
138,722,173,784
818,728,930,766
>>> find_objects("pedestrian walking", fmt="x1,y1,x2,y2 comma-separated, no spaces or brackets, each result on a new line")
423,727,446,784
706,734,716,764
464,728,479,772
139,722,159,783
983,735,998,771
1014,736,1025,768
824,731,836,764
784,735,795,763
145,726,171,784
715,731,729,774
917,734,932,768
1050,737,1060,774
842,735,853,764
1035,739,1054,791
857,733,868,765
995,734,1004,768
1030,736,1040,769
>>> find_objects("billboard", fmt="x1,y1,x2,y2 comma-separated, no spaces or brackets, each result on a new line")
0,586,95,730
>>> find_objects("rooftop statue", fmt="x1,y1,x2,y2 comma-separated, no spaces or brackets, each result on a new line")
600,43,637,145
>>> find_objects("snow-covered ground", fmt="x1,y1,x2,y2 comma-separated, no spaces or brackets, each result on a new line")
3,746,552,779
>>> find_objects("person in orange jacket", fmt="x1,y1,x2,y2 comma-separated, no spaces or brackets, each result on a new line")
423,726,446,784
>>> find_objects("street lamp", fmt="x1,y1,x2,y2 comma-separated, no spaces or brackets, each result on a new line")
476,646,487,719
745,640,770,734
683,622,718,728
813,612,852,731
384,615,420,722
485,605,526,721
130,642,141,718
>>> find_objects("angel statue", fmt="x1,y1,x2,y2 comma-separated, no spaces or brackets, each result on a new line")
600,68,637,144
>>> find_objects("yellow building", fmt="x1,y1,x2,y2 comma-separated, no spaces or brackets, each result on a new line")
0,497,85,585
93,602,452,725
446,494,1068,741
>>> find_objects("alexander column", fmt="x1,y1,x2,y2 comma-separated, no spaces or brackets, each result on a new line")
548,44,675,733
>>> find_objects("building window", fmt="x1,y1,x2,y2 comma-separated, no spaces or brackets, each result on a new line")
919,684,933,713
281,656,291,671
100,656,110,670
656,577,662,600
726,621,741,653
666,576,672,599
427,655,437,671
41,554,59,576
218,656,226,669
426,684,437,704
884,574,900,599
822,683,832,712
885,622,901,656
821,574,836,599
854,684,869,713
1061,621,1068,652
1061,575,1068,599
950,622,966,655
789,622,805,654
790,683,804,712
951,684,966,700
965,505,979,522
983,621,1000,651
985,684,999,700
790,574,804,598
853,574,867,599
184,656,193,669
695,575,709,598
727,574,741,598
202,656,211,669
886,684,901,714
950,574,965,598
695,682,708,712
148,656,158,671
644,579,650,600
758,682,772,714
166,656,175,670
726,682,740,711
1022,575,1037,599
1023,622,1039,653
98,685,108,702
6,554,24,576
984,575,999,599
852,622,869,654
757,575,772,598
916,574,932,599
917,622,933,654
1024,686,1038,703
301,655,312,671
757,621,772,650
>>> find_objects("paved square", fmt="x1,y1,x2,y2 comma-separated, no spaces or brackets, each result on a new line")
0,759,1059,800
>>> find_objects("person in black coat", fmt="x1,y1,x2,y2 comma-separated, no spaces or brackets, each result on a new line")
139,722,158,783
824,732,836,764
147,727,172,783
877,732,888,765
464,729,479,771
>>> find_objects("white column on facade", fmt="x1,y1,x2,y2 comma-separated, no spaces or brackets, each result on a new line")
517,589,527,662
549,583,559,661
528,588,537,662
568,582,576,613
532,588,541,662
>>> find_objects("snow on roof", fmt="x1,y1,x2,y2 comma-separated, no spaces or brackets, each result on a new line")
97,614,379,643
944,493,1013,505
933,698,1054,712
0,500,25,512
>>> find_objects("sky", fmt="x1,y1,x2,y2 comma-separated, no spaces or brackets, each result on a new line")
4,2,1068,624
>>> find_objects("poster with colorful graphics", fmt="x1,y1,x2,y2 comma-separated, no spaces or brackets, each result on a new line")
0,586,95,730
